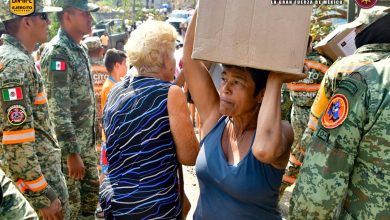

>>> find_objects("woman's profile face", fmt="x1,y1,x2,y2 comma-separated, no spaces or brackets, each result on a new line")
162,51,176,81
219,67,259,117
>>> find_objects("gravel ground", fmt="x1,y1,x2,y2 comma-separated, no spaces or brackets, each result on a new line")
182,166,199,220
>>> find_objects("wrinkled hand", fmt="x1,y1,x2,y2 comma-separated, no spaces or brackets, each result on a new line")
269,64,309,83
67,153,85,180
39,198,63,220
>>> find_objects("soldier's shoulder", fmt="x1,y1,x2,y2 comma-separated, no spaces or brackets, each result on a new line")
326,53,378,79
0,57,33,79
0,45,31,62
307,51,332,65
360,43,390,52
352,58,390,83
41,41,69,61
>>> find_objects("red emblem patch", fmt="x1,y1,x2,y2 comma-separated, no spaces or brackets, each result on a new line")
321,94,349,129
7,105,27,125
354,0,377,9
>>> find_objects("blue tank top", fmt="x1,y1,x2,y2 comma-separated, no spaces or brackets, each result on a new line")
194,117,283,220
100,76,181,219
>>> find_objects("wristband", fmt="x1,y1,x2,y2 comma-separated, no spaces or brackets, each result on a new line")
44,186,57,203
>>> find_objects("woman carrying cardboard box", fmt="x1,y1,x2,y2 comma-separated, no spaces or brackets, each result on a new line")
183,10,306,219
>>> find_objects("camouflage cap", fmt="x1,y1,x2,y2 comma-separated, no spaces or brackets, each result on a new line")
0,0,62,22
52,0,99,12
349,6,390,28
83,36,102,50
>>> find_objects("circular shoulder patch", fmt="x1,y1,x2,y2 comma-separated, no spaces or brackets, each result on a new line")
7,105,27,126
321,94,349,129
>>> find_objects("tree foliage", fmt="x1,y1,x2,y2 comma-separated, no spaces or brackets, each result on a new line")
310,3,348,42
48,13,60,40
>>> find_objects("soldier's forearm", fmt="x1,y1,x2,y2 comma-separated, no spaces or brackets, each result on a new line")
24,186,55,210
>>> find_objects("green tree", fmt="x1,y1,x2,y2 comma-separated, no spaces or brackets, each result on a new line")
310,3,348,42
48,13,60,40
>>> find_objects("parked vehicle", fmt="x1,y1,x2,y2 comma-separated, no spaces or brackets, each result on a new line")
93,19,128,51
166,10,190,33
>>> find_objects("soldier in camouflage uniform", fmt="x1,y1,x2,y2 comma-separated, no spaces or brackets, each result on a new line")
290,56,390,220
281,83,292,122
280,45,332,195
290,6,390,219
0,1,70,219
83,36,107,175
290,6,390,184
0,168,38,219
40,0,100,219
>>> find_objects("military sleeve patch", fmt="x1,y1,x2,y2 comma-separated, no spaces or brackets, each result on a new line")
1,78,23,87
338,80,358,96
51,60,67,71
321,94,349,129
7,105,27,125
2,87,23,102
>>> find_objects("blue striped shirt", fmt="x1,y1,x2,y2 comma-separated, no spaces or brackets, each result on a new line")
100,76,181,219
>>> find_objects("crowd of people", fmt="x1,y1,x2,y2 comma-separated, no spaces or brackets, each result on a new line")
0,0,389,219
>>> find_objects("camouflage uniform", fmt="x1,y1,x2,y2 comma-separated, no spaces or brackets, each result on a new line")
0,168,38,219
40,1,100,218
281,83,292,122
289,6,390,218
280,51,332,194
301,43,390,155
83,36,108,173
0,1,70,218
290,55,390,219
285,6,390,194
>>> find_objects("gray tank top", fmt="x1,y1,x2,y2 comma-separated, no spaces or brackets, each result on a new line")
194,117,283,220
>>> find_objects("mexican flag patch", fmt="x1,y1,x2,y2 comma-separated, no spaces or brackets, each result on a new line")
51,61,66,71
2,87,23,101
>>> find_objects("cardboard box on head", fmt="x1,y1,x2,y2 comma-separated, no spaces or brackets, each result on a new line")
192,0,312,75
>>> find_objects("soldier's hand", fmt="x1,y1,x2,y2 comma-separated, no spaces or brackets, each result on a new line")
39,198,63,220
67,153,86,180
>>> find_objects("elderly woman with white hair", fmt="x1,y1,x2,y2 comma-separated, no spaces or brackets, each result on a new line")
99,20,199,219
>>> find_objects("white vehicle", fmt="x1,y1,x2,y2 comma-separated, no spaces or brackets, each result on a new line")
166,10,190,33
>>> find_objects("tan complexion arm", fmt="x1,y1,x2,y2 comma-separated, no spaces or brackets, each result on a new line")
168,85,200,165
182,10,221,136
253,72,305,169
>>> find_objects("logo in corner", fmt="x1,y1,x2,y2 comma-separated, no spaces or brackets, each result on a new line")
354,0,378,9
10,0,35,16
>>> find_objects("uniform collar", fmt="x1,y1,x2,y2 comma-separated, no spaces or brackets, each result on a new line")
1,34,30,55
90,57,104,65
355,43,390,54
58,28,87,51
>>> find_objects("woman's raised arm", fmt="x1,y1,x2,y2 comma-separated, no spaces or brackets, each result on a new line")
182,9,222,136
253,72,306,169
